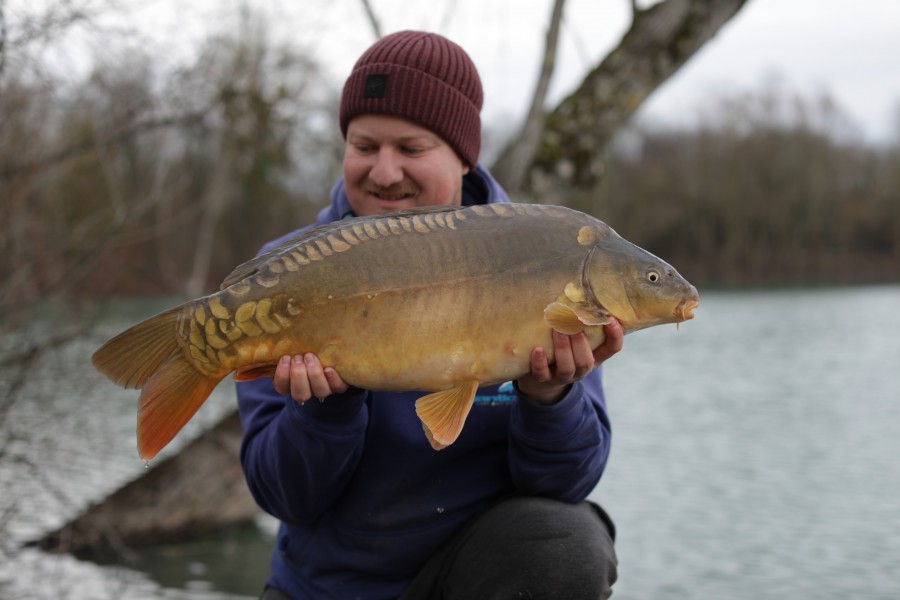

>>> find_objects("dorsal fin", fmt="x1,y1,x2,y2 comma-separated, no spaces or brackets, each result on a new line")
220,205,473,290
220,219,352,289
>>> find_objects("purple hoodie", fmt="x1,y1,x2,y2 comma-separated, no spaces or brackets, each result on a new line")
236,165,612,600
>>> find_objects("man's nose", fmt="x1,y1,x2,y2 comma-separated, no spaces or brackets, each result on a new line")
369,149,404,187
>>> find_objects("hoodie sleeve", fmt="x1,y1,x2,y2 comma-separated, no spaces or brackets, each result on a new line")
236,377,369,526
507,368,611,503
235,179,372,525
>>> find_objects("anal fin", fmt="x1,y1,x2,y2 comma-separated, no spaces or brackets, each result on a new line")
415,381,479,450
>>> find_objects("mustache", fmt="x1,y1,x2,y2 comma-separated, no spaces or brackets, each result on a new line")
362,182,419,196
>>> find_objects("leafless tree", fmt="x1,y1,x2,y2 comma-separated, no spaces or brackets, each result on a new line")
490,0,566,193
492,0,750,199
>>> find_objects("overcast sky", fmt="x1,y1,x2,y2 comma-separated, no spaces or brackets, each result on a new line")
297,0,900,144
68,0,900,144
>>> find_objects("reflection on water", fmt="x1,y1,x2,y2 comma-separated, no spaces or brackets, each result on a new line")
2,286,899,599
87,519,275,598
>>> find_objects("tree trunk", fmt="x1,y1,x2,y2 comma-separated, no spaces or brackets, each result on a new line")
184,145,235,298
495,0,749,198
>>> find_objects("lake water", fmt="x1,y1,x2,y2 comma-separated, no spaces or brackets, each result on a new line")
1,285,899,599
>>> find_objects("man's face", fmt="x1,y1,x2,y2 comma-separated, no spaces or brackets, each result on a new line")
343,114,471,217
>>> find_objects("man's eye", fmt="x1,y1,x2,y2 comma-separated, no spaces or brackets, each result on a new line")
354,145,374,153
402,146,424,155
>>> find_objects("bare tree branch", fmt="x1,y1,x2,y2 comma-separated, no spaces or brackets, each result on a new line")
490,0,566,193
0,0,7,75
495,0,749,197
0,111,208,180
185,144,235,297
360,0,383,39
4,1,97,54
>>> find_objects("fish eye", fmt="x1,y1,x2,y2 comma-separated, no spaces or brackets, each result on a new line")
647,270,660,283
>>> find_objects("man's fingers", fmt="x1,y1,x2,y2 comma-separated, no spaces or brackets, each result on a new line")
530,346,552,383
551,331,577,380
593,319,624,365
324,368,350,394
273,355,292,396
289,355,313,402
273,353,347,403
303,353,333,399
569,332,596,378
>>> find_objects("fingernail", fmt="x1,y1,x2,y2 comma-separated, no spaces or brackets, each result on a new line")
304,354,316,366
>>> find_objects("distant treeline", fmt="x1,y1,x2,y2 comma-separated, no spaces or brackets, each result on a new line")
1,20,346,309
2,24,898,310
572,90,900,287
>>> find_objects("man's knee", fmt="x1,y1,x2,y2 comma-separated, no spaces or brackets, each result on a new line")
449,497,617,599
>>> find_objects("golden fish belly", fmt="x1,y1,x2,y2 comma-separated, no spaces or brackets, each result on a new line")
303,287,549,390
216,265,602,392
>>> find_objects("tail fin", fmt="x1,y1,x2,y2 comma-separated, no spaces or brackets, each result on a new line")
92,304,224,460
136,354,222,460
92,306,184,389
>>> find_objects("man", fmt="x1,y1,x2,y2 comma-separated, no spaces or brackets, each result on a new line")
237,30,622,600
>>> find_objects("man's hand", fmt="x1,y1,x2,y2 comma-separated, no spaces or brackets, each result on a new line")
274,353,350,403
516,319,624,406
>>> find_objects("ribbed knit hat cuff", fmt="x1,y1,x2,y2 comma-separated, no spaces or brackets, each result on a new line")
340,63,482,168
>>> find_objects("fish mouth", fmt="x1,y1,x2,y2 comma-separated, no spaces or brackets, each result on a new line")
676,297,700,321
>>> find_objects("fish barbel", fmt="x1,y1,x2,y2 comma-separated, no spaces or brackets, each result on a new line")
92,203,699,459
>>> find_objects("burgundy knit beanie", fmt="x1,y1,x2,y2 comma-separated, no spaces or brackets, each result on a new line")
340,30,483,168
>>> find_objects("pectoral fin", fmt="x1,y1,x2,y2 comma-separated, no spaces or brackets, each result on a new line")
415,381,479,450
543,302,610,335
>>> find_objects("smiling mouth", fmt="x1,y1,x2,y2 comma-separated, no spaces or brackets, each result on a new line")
364,184,417,201
372,192,415,201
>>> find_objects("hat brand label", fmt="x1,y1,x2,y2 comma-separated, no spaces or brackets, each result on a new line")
364,74,389,99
